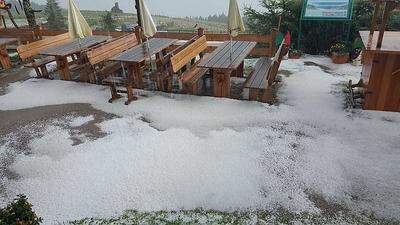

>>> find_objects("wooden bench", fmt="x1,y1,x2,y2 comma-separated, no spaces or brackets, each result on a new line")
244,40,287,103
78,33,140,104
17,33,71,78
0,28,38,44
153,29,209,94
77,33,139,83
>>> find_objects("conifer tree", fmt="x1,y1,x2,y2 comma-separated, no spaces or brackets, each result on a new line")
44,0,65,30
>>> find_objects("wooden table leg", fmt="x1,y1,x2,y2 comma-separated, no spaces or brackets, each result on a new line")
213,69,231,98
125,62,138,105
0,45,11,70
128,62,144,89
125,83,138,105
56,56,71,81
235,61,245,78
39,65,50,79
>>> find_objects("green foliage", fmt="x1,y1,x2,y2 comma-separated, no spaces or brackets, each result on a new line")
330,43,350,56
244,0,400,54
44,0,66,30
101,11,117,31
289,48,302,57
0,195,42,225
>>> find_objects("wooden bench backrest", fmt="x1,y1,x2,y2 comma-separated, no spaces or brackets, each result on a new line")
0,28,36,44
86,33,138,65
170,35,207,73
267,41,287,85
17,33,70,61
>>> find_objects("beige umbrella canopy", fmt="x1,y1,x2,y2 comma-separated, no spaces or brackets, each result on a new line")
68,0,92,39
228,0,245,37
138,0,157,38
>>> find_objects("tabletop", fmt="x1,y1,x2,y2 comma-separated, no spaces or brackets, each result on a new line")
198,41,256,70
360,31,400,53
40,35,110,56
0,38,18,46
111,38,178,63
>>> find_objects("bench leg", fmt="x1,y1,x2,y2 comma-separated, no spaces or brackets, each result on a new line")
108,85,122,103
232,61,244,78
166,77,173,93
39,65,50,79
125,84,138,105
0,45,11,70
249,88,259,101
260,90,269,103
33,66,43,78
88,71,96,84
190,82,199,95
56,56,71,81
213,69,231,98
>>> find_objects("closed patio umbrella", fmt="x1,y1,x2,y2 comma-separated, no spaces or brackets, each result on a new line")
68,0,92,40
137,0,157,69
228,0,245,60
138,0,157,39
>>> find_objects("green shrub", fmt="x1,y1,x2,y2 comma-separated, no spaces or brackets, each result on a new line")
244,0,400,54
0,195,42,225
330,43,350,56
289,48,302,57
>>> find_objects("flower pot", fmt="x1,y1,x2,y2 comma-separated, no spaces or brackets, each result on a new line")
331,53,349,64
289,54,301,59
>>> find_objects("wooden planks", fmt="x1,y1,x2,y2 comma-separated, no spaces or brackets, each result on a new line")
111,38,177,63
41,36,110,56
362,51,400,111
86,33,138,65
0,38,17,70
171,35,207,73
2,28,276,57
0,28,36,44
155,31,277,57
198,41,256,70
0,38,17,46
244,57,272,90
17,33,70,60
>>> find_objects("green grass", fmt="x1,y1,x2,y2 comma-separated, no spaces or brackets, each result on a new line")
68,209,398,225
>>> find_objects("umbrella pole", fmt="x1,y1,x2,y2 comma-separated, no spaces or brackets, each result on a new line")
230,36,233,63
145,37,153,71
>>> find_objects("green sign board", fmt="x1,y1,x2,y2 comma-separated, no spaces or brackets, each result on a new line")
301,0,354,21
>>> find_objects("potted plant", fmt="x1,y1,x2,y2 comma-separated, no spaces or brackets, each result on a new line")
289,48,302,59
330,43,350,64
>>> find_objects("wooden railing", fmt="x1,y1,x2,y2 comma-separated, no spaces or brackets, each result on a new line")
0,28,277,57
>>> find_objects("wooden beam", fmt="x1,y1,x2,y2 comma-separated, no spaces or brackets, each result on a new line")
135,0,142,27
368,1,381,49
377,1,396,49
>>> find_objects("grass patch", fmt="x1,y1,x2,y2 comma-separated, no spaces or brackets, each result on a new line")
69,209,397,225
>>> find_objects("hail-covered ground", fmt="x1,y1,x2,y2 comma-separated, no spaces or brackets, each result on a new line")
0,56,399,225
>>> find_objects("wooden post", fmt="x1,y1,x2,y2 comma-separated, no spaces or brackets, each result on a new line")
135,0,142,27
377,2,395,49
367,1,381,49
0,44,11,70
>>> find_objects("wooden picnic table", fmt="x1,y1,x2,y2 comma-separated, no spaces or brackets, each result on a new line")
0,38,18,70
198,41,256,98
40,35,110,80
111,38,177,89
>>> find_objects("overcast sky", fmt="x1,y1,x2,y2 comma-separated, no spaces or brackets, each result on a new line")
33,0,262,17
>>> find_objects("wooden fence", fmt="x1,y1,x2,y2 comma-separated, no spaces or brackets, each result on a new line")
0,28,278,57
